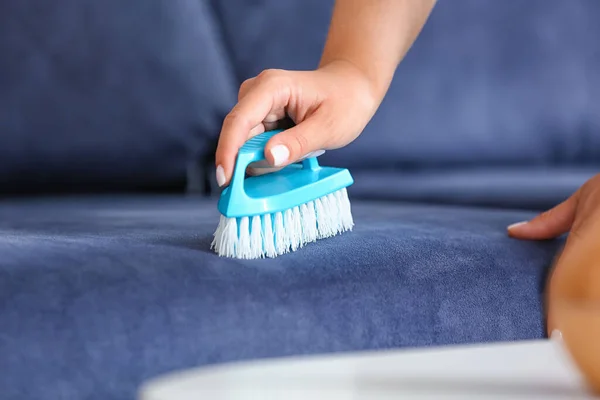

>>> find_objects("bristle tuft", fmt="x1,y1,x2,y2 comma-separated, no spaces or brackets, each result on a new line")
237,217,250,259
262,213,276,258
250,215,263,259
274,211,286,255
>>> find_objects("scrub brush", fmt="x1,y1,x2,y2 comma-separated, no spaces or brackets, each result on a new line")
211,129,354,259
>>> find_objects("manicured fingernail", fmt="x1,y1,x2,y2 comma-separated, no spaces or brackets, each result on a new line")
248,160,271,169
270,145,289,167
300,149,326,160
551,329,563,341
216,165,226,187
508,221,527,230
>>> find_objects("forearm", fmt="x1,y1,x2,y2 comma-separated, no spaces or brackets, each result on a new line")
319,0,436,102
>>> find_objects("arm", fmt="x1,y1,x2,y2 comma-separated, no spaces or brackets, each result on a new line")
215,0,437,186
320,0,437,101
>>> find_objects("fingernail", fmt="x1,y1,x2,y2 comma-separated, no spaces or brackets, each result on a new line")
248,160,272,169
216,165,226,187
270,145,289,167
508,221,527,230
300,149,326,160
551,329,563,341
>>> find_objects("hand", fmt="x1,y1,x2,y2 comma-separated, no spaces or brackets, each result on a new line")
214,60,379,187
507,174,600,334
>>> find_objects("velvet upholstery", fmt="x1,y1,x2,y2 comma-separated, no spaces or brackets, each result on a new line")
0,0,236,193
212,0,600,171
0,0,598,399
1,0,598,193
349,167,597,210
0,195,562,400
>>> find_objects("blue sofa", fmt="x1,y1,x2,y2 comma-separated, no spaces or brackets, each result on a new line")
1,0,598,399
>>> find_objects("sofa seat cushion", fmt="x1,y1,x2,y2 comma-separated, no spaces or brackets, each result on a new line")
0,196,562,399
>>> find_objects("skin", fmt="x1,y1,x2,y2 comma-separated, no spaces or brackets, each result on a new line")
509,174,600,389
215,0,600,342
214,0,438,186
508,174,600,335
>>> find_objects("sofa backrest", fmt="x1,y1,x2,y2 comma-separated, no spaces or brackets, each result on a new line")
213,0,600,170
0,0,236,194
0,0,598,194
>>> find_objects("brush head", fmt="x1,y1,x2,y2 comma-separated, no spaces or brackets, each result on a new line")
211,187,353,259
210,129,354,259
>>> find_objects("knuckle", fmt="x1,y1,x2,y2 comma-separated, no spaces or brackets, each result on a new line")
238,79,252,99
584,174,600,194
256,69,289,88
240,78,253,88
290,133,310,155
223,110,250,131
257,69,278,81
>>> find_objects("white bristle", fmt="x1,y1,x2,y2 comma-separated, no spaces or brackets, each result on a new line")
274,211,286,254
210,215,224,253
292,206,303,247
284,208,297,251
324,193,338,236
237,217,250,259
210,188,354,259
262,214,276,258
314,197,329,239
250,215,263,259
210,215,238,257
339,188,354,230
302,201,318,243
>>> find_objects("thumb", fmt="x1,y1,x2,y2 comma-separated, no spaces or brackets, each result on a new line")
507,194,578,240
264,111,330,167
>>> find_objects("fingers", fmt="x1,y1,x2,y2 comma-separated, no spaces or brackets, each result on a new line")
247,149,327,176
238,77,255,101
239,78,268,143
507,194,579,240
215,70,292,187
545,226,597,335
248,124,266,138
240,78,287,135
263,110,330,167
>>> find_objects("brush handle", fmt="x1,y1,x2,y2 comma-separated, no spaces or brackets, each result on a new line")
229,129,321,195
218,129,352,218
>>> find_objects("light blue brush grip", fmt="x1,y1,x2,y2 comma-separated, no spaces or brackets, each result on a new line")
229,129,320,195
236,129,319,170
238,129,280,159
218,129,353,218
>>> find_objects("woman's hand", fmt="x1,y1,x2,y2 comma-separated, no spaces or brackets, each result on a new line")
214,0,438,187
507,174,600,334
214,61,379,187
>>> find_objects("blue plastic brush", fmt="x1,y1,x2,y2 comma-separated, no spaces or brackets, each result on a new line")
211,129,354,259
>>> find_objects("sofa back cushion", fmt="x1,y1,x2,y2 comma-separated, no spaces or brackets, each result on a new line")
212,0,600,170
0,0,236,193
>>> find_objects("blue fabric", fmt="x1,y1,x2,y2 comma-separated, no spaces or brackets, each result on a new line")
0,195,562,399
349,167,597,210
0,0,236,193
212,0,600,170
2,0,598,194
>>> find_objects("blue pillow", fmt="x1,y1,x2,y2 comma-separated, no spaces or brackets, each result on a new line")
0,0,237,193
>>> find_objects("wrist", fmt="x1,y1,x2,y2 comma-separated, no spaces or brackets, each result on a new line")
318,58,389,108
